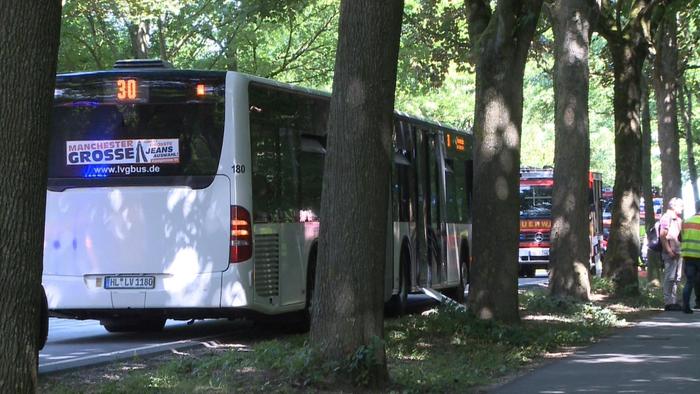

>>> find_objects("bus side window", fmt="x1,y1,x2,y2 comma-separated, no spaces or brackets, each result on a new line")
441,156,472,224
297,97,327,222
393,120,413,222
299,136,325,222
278,127,300,222
444,158,459,223
249,88,300,223
250,120,280,223
464,159,473,221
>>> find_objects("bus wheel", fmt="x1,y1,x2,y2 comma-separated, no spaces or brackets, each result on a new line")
303,268,315,329
519,266,535,278
444,248,468,303
297,246,317,332
454,257,468,303
526,266,536,278
38,285,49,350
101,318,166,333
388,249,410,317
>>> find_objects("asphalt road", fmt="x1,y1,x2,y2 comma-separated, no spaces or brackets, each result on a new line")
39,274,549,374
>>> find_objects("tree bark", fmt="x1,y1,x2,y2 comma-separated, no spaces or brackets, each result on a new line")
157,17,168,62
129,20,150,59
680,80,698,204
310,0,403,387
225,37,239,72
466,0,543,322
549,0,598,301
0,1,61,392
642,74,662,284
596,0,669,295
603,38,646,295
653,13,682,205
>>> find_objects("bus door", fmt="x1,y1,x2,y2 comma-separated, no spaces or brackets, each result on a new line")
415,128,446,287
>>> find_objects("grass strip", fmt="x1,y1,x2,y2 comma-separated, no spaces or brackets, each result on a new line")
40,276,662,393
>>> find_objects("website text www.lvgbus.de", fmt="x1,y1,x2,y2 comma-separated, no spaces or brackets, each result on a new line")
88,164,161,176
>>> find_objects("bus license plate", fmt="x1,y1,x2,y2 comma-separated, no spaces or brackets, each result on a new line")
104,276,155,289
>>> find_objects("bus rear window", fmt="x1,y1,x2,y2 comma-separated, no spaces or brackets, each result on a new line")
48,74,225,190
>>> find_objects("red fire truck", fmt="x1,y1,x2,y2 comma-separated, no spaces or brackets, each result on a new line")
518,168,604,277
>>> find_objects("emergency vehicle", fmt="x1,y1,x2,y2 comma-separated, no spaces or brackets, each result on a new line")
518,168,604,277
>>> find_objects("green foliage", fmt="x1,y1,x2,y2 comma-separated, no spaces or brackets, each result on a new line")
347,336,386,386
42,286,655,393
632,280,665,307
386,296,621,392
590,276,616,294
246,335,387,388
589,275,663,308
55,0,700,193
58,0,339,88
520,291,620,327
399,0,471,91
396,66,475,130
252,337,327,385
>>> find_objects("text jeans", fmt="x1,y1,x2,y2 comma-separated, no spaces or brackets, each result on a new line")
683,258,700,309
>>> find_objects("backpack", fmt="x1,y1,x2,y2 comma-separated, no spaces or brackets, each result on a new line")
647,222,662,252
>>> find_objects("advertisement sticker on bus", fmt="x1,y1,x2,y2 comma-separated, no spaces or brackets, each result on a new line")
66,139,180,166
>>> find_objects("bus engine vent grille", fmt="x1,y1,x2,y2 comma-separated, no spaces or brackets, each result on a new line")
254,234,280,297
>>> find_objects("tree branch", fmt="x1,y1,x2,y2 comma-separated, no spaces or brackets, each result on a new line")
596,0,619,42
268,6,338,78
466,0,491,44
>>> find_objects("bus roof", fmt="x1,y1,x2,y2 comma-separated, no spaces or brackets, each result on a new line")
57,67,472,138
241,73,471,137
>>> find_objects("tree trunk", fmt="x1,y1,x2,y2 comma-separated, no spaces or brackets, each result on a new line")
129,20,150,59
548,0,597,301
310,0,403,387
466,0,543,322
653,14,682,205
680,80,698,204
0,1,61,392
157,17,168,62
642,74,661,284
225,38,239,72
603,39,646,295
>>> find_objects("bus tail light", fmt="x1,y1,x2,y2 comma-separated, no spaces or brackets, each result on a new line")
230,205,252,263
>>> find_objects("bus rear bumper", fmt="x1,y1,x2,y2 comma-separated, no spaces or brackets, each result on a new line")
42,272,226,312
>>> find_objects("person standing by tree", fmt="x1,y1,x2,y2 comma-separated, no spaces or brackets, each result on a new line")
680,200,700,314
660,197,684,311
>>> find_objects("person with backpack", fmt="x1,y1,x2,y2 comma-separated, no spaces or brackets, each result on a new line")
660,197,684,311
680,200,700,313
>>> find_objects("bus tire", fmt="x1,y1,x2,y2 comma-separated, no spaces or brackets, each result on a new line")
526,266,536,278
388,245,410,317
299,244,317,331
101,318,166,333
444,242,468,303
455,244,469,303
519,265,535,278
38,285,49,350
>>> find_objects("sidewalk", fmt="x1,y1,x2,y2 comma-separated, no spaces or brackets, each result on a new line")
493,310,700,393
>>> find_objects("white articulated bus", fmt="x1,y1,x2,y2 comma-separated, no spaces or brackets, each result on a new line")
42,59,473,332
